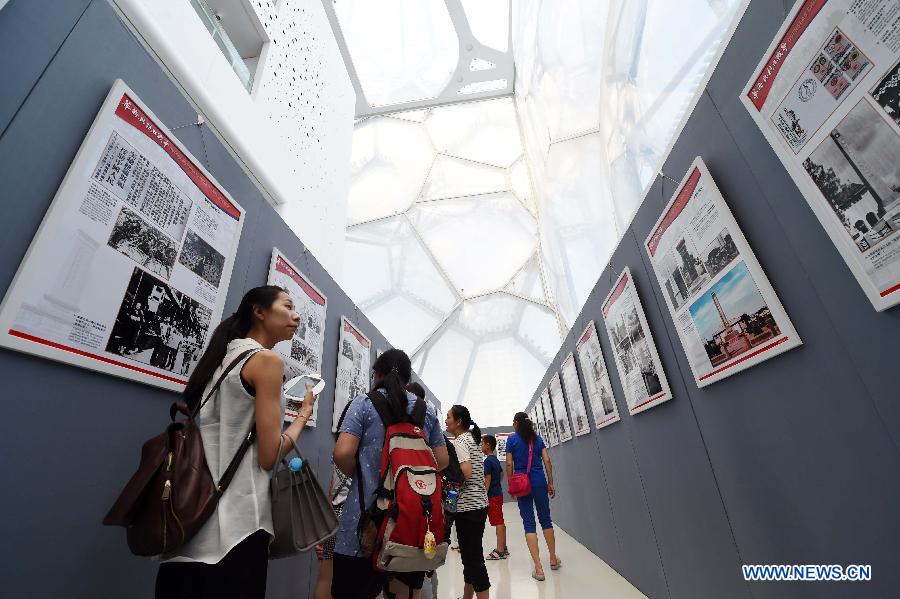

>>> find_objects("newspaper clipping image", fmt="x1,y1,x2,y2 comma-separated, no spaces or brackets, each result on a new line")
548,373,572,443
742,0,900,310
495,432,510,461
561,353,591,437
0,81,243,389
645,159,801,387
575,320,620,429
602,268,672,415
541,388,559,447
531,402,544,443
332,317,371,432
267,249,328,425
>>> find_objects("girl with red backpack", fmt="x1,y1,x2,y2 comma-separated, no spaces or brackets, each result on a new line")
332,349,449,599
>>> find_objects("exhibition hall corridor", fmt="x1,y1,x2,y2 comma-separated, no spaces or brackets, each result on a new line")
438,503,647,599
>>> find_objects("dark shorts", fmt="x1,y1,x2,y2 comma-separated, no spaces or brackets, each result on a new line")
332,553,425,599
487,495,505,526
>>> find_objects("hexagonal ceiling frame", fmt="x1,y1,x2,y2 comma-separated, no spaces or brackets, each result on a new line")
346,98,568,368
320,0,516,118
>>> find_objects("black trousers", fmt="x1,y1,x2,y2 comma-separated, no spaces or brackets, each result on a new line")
453,508,490,593
331,553,426,599
155,530,269,599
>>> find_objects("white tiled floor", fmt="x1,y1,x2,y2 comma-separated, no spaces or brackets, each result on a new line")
435,502,647,599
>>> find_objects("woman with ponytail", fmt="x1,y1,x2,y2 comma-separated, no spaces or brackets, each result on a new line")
506,412,560,581
157,286,317,598
332,349,449,599
445,405,491,598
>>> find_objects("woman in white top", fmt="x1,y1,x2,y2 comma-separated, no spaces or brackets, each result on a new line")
445,405,491,599
156,285,316,599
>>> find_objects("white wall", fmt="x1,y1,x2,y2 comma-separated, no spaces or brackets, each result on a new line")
112,0,355,276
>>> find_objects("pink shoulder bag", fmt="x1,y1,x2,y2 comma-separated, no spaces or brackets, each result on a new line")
507,440,533,497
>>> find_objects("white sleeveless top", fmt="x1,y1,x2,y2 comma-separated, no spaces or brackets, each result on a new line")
163,338,281,563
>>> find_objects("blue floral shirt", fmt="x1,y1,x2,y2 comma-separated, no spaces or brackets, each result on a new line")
334,390,445,556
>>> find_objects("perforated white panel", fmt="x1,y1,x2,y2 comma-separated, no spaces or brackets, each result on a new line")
252,0,355,275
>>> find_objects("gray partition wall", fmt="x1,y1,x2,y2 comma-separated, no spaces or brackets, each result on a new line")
524,0,900,598
0,1,438,597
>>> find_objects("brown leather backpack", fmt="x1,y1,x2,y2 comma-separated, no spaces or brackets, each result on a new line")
103,349,258,556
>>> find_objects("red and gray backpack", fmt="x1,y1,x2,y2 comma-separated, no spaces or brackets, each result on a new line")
356,390,448,573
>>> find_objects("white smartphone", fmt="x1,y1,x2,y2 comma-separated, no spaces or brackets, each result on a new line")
283,374,325,398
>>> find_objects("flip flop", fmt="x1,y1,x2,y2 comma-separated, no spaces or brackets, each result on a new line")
550,560,562,571
532,571,545,581
486,549,505,560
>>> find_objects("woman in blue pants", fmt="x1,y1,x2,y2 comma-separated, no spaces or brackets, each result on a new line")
505,412,561,581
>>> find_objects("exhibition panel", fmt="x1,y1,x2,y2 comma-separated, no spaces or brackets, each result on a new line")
0,81,244,391
645,157,801,387
267,249,328,425
575,320,621,429
601,268,672,415
742,0,900,310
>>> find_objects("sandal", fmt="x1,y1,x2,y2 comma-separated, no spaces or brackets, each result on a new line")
532,571,545,581
486,549,506,560
550,559,562,571
501,548,511,557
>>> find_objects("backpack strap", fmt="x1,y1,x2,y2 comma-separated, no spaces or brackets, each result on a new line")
367,389,397,427
196,347,263,495
189,348,258,419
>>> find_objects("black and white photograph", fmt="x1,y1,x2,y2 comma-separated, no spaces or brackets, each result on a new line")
803,100,900,253
871,59,900,129
178,229,226,287
107,206,177,280
657,236,710,311
290,336,316,371
702,227,740,279
603,269,671,414
106,267,211,375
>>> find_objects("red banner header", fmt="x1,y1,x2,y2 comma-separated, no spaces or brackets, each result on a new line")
603,272,630,318
115,94,241,221
344,319,370,348
275,256,326,306
746,0,828,110
577,321,595,348
647,167,701,257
